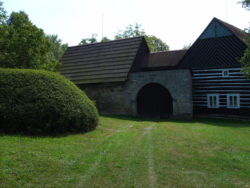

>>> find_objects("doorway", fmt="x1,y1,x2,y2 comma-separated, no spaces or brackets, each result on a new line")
137,83,173,117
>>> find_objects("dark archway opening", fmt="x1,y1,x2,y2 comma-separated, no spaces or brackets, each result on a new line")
137,83,173,117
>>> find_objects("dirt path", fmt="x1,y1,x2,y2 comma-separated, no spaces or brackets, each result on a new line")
145,126,157,188
76,124,136,187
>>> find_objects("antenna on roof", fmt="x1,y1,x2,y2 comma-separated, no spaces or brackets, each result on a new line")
225,0,228,22
101,13,104,39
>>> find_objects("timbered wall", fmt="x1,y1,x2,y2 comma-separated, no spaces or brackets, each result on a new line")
192,68,250,115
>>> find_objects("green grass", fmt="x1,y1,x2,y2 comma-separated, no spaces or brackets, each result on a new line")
0,116,250,188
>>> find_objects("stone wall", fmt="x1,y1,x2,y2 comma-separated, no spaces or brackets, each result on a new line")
79,69,193,118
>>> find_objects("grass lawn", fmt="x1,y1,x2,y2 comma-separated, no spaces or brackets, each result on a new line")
0,116,250,188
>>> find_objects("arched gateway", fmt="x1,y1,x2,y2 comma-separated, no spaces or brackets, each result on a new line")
137,83,173,117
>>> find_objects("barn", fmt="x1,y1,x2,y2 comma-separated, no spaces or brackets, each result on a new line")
60,18,249,118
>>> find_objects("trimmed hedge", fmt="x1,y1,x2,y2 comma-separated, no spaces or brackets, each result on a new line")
0,68,98,135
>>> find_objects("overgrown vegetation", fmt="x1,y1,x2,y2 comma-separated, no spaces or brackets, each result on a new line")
0,68,98,135
0,116,249,187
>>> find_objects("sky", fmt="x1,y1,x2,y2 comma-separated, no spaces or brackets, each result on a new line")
3,0,250,50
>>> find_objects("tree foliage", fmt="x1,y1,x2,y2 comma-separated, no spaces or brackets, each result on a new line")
79,23,169,52
0,0,6,24
79,34,110,45
0,11,51,70
239,0,250,77
241,34,250,76
115,23,169,52
47,34,68,69
240,0,250,9
144,35,169,52
79,34,98,45
101,36,111,42
115,23,145,39
0,9,66,71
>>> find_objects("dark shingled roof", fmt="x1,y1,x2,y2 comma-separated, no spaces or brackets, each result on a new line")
60,36,144,84
142,50,187,70
178,18,247,69
178,36,246,69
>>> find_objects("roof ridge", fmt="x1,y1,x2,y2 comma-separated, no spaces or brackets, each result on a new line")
68,36,144,49
151,49,188,54
213,17,247,44
213,17,242,32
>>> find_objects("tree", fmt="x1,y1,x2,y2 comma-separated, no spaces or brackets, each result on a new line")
0,11,59,71
79,34,98,45
101,36,111,42
241,36,250,75
240,0,250,9
47,34,68,70
79,23,168,52
115,23,145,39
240,0,250,77
115,23,169,52
79,34,111,45
0,0,6,24
145,35,169,52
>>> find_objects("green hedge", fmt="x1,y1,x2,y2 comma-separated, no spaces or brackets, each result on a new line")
0,68,99,135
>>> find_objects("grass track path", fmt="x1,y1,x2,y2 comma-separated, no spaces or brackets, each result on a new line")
0,116,250,187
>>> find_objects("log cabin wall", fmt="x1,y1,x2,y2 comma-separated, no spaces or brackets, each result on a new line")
192,68,250,116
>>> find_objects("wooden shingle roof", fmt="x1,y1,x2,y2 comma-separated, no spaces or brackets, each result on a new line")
142,50,187,71
60,36,144,84
178,36,246,69
178,18,247,69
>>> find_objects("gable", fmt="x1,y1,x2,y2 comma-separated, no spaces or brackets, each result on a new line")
179,36,246,69
199,20,232,39
60,37,148,84
179,18,247,69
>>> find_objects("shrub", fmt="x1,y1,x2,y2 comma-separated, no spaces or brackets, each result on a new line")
0,68,99,135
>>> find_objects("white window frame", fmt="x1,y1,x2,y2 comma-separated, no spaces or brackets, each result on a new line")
227,94,240,109
207,94,220,108
222,69,229,77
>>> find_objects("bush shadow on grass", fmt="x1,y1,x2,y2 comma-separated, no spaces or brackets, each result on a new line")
1,115,249,138
102,114,250,128
0,126,98,138
101,114,191,123
102,114,197,124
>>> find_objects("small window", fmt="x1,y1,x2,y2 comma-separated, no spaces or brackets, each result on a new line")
227,94,240,109
207,94,219,108
222,70,229,77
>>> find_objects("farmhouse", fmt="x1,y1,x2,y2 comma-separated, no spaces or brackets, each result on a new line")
61,18,249,117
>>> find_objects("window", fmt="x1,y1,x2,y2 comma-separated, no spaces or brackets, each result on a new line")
222,70,229,77
227,94,240,109
207,94,219,108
